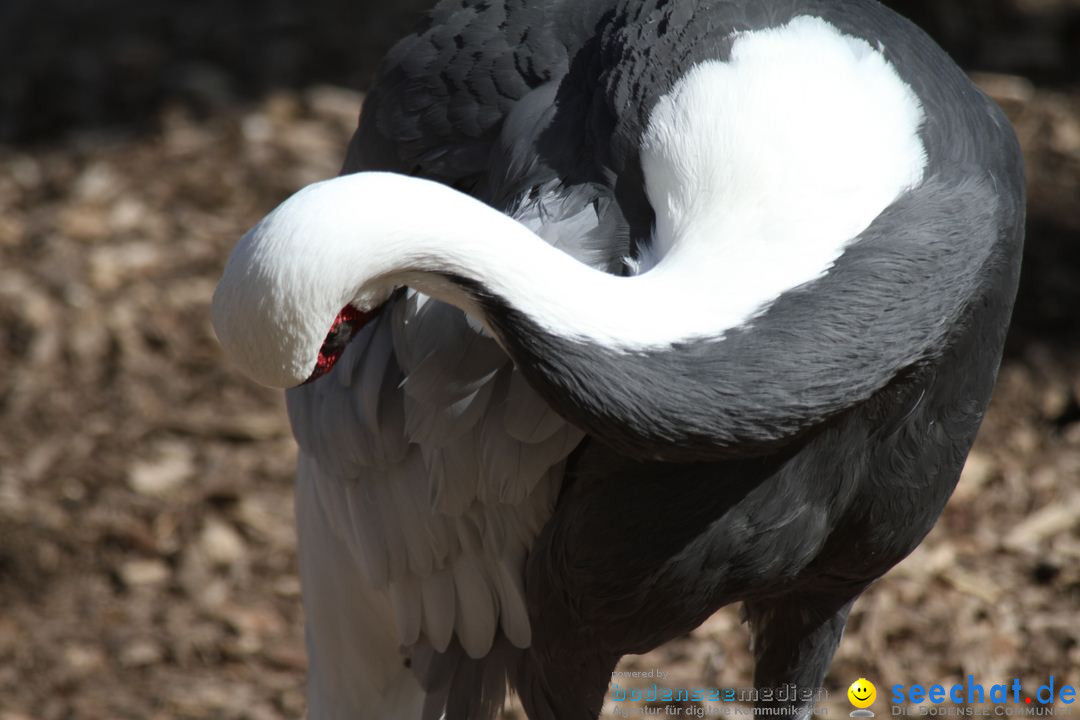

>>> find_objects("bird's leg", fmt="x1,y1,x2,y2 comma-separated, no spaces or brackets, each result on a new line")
744,592,858,720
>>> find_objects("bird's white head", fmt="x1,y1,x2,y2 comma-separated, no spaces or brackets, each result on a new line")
211,178,396,388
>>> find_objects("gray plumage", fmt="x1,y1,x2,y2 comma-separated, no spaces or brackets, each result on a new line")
289,0,1024,719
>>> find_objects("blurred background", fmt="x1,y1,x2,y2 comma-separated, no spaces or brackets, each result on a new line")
0,1,1077,718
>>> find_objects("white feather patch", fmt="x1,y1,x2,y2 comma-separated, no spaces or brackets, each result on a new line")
636,15,926,334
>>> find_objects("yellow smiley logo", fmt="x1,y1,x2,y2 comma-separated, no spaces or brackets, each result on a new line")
848,678,877,709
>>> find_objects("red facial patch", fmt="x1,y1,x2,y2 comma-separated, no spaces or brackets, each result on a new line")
304,304,372,384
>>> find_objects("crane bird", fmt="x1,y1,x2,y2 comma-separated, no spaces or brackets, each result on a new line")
211,0,1024,718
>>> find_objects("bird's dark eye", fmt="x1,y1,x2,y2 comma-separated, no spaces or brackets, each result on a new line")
327,323,351,344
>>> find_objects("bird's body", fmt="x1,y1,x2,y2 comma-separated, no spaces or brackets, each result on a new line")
211,1,1024,718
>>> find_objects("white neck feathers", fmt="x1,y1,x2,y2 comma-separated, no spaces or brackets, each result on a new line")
638,15,926,329
212,16,926,388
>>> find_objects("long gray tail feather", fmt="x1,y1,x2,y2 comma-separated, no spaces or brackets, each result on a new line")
411,634,522,720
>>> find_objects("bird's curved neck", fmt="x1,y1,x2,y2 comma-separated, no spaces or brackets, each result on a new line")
313,173,668,350
277,173,817,462
310,172,840,356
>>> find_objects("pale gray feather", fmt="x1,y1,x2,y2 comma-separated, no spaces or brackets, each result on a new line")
285,183,599,707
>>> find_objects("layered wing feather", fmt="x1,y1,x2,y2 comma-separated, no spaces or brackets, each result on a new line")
288,277,586,656
286,175,629,716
